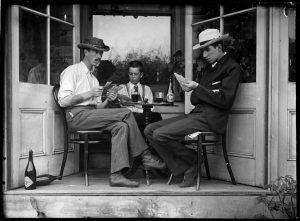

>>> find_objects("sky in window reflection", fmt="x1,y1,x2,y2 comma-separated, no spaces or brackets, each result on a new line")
93,15,170,61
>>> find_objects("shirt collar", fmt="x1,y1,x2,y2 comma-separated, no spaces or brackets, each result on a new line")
80,61,94,75
128,82,141,90
212,52,227,68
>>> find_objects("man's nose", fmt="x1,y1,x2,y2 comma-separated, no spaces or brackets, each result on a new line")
203,51,207,58
96,53,102,59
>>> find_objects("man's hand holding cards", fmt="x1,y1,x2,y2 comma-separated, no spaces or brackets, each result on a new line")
174,72,199,92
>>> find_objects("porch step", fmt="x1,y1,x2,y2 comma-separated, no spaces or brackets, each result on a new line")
3,173,275,218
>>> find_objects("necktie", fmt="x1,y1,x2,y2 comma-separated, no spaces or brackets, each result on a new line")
133,85,142,101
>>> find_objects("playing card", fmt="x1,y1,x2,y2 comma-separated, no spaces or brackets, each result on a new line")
174,72,188,84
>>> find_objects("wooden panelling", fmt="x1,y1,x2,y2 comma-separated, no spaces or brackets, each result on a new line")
231,83,256,109
20,109,46,157
206,154,256,185
288,110,296,160
288,83,296,108
227,109,255,158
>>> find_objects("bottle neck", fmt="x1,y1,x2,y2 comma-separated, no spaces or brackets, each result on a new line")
29,151,33,161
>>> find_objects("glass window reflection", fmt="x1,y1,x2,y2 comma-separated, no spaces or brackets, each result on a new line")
288,8,296,82
223,4,255,15
224,10,256,82
21,4,46,13
193,5,220,21
19,10,47,84
50,21,73,85
50,5,73,23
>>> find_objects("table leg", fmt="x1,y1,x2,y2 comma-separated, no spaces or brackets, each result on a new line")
143,106,152,126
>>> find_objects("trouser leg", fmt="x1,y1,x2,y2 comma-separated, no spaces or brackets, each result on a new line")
133,112,162,138
103,122,130,173
144,113,209,176
67,107,148,173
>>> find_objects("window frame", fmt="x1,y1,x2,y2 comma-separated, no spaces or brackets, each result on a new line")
192,6,257,83
17,5,76,85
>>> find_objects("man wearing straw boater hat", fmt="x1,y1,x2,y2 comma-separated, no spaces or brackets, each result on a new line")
58,37,166,188
145,29,241,187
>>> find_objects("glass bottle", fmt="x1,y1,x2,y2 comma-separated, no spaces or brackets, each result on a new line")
166,77,174,104
131,85,139,102
24,150,37,190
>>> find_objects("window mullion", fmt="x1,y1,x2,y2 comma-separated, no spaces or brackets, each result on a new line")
220,5,224,35
46,5,50,85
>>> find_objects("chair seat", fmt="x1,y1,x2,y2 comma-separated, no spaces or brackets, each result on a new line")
70,140,106,144
168,130,236,190
69,130,105,134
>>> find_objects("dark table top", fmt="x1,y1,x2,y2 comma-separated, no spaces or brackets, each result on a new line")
120,102,177,107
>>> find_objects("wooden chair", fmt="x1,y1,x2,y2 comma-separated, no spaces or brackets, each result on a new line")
52,85,110,186
167,131,237,191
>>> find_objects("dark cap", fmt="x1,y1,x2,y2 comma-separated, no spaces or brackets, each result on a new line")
77,37,110,51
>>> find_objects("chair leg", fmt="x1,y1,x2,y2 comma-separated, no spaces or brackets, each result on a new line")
59,134,69,179
222,134,236,185
167,173,173,185
145,169,150,186
196,135,202,191
202,145,211,179
84,135,89,186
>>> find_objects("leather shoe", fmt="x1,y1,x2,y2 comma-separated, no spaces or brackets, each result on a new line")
109,172,139,187
142,150,166,170
179,165,197,188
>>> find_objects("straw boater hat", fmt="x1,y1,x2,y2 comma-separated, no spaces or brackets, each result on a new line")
192,29,230,50
78,37,110,51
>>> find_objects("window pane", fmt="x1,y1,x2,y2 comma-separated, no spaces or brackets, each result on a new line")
21,4,46,13
50,21,73,85
288,8,296,82
223,4,255,15
192,21,220,82
50,5,73,23
224,11,256,82
93,15,170,94
19,10,47,84
193,6,220,22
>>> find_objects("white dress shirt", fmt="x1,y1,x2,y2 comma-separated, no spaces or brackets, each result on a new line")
118,82,154,113
58,61,101,107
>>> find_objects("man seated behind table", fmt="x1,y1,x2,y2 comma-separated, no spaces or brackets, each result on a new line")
58,37,166,188
118,60,162,135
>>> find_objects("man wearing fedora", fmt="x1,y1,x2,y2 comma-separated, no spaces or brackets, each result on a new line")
58,37,166,188
145,29,241,187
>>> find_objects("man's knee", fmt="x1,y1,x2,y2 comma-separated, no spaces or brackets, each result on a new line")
152,129,168,143
111,122,128,135
144,124,154,138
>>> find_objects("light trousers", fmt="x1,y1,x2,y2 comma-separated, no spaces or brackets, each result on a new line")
66,106,148,173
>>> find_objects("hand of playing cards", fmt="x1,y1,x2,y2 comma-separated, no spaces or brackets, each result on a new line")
174,72,189,84
173,72,198,92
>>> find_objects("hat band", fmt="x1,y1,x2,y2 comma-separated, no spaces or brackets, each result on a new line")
199,40,210,46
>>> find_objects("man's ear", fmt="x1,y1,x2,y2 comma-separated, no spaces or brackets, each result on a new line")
140,72,144,78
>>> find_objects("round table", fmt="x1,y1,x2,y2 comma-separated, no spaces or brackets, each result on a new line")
121,102,177,125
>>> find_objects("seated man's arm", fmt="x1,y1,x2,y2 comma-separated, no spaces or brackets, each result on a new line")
190,64,241,110
58,67,101,108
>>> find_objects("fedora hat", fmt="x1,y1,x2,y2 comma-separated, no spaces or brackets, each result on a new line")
78,37,110,51
193,29,230,50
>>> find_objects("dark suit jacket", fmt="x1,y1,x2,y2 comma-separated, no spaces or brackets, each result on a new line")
190,54,241,134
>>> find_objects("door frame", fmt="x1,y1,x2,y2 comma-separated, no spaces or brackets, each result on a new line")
268,6,297,182
184,5,269,186
5,4,80,189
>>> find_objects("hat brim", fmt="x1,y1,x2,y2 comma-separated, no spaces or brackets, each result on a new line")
78,43,110,52
192,34,230,50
